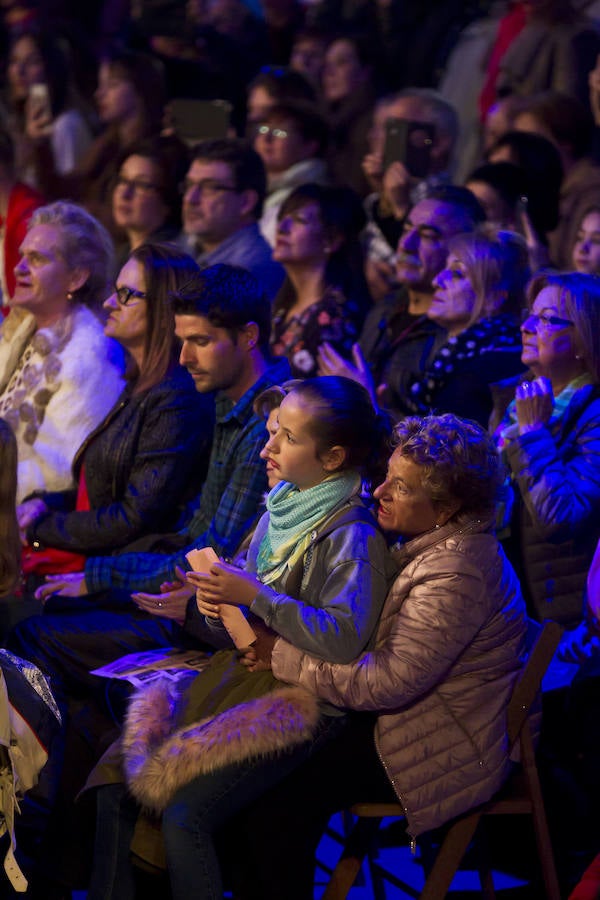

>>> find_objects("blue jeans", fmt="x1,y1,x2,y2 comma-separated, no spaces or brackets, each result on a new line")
162,713,346,900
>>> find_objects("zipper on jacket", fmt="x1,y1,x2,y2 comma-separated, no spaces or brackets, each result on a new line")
374,735,417,854
72,397,128,473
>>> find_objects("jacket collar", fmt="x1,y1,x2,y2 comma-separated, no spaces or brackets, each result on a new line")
391,515,493,568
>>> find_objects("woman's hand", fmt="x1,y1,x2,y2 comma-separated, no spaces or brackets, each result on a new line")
239,622,278,671
132,566,192,625
556,622,600,664
17,498,48,544
361,150,384,193
24,95,53,142
187,562,261,608
318,343,378,407
381,160,412,220
35,572,88,603
515,377,554,434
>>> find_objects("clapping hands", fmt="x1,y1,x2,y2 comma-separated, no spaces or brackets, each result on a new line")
515,377,554,434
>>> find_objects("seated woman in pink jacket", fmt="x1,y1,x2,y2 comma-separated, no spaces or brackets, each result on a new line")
233,412,528,899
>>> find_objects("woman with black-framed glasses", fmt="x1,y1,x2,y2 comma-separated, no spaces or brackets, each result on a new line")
494,271,600,627
111,136,190,268
16,243,214,585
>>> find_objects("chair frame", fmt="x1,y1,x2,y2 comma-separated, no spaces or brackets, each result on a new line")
321,620,563,900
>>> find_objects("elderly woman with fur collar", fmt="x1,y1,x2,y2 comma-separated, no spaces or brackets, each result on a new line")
0,201,124,502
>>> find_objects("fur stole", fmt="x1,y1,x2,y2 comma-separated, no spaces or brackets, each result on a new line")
0,308,36,394
122,677,320,814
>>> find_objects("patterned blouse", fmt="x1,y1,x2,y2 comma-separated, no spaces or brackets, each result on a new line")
270,286,365,378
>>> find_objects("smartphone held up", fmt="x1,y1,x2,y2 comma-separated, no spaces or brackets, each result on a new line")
27,82,53,136
382,118,435,180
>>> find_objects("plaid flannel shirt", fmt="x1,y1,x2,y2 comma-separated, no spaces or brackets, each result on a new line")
85,358,290,595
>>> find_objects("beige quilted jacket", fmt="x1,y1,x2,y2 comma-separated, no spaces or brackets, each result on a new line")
272,517,527,839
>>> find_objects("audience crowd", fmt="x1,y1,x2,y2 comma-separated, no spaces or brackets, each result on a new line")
1,1,600,898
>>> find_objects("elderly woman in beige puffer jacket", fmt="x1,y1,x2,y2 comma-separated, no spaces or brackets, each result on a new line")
264,413,527,897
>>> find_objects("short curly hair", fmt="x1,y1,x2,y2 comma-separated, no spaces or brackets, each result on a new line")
29,201,115,310
392,413,503,522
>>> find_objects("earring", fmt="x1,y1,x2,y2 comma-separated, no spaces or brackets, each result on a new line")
67,291,73,301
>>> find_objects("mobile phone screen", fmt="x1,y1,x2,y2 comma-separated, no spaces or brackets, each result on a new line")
382,119,435,180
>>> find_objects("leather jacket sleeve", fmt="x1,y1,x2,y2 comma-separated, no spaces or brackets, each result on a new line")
28,376,211,554
251,521,392,664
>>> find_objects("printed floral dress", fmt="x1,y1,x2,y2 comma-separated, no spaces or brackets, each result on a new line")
270,287,364,378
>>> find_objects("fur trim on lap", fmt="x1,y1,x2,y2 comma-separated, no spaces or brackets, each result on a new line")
122,678,320,814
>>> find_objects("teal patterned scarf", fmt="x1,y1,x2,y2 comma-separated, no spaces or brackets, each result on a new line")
495,373,594,452
256,471,361,586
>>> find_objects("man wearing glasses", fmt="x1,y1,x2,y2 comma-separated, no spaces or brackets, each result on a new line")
179,138,284,300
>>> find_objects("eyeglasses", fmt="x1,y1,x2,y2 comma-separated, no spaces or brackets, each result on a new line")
114,285,147,306
253,124,291,140
521,309,575,330
115,176,161,195
179,178,238,197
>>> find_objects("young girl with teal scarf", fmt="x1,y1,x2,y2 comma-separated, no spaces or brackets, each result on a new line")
88,376,395,900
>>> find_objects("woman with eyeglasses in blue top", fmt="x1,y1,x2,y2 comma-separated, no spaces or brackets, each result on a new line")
494,271,600,628
17,243,214,591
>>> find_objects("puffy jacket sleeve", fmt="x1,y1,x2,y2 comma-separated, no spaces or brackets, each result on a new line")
29,378,212,554
272,546,510,709
505,398,600,541
250,522,391,664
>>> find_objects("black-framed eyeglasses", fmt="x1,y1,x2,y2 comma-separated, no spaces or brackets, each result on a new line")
115,175,161,195
114,285,147,306
179,178,238,197
521,309,575,330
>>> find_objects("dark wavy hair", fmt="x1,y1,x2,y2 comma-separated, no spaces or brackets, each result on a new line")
114,136,190,232
126,243,200,393
392,413,504,522
101,46,166,136
275,182,370,314
290,376,391,489
7,30,72,118
486,130,563,239
171,263,272,352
